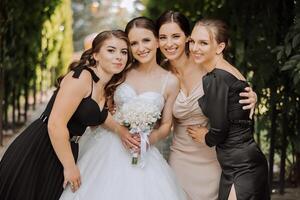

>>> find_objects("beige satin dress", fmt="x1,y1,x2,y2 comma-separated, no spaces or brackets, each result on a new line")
169,80,222,200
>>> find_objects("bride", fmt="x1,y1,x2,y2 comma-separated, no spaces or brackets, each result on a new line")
59,17,186,200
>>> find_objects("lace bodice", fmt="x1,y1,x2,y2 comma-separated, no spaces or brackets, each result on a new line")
114,83,165,113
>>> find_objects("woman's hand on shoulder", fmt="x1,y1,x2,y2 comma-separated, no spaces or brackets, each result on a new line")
239,87,257,119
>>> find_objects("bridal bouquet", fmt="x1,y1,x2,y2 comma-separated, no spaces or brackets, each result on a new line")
116,99,161,167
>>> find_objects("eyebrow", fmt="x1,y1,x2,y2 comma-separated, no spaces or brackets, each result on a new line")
159,33,181,36
190,37,209,41
107,46,128,50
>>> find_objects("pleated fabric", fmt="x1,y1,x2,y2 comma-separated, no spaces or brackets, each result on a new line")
0,66,106,200
0,119,79,200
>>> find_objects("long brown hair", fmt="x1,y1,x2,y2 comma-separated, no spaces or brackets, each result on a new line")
58,30,132,103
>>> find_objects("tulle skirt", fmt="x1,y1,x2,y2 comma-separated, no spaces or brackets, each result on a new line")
59,127,186,200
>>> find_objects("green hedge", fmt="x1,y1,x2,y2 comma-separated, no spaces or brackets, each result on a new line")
0,0,73,130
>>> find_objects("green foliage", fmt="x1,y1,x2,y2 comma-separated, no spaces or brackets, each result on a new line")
41,0,73,78
0,0,73,123
143,0,300,184
142,0,224,23
274,17,300,90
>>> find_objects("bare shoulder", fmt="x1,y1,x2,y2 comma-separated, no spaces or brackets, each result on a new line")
62,69,92,84
167,72,179,86
126,66,136,74
59,69,92,95
217,62,246,81
166,72,180,94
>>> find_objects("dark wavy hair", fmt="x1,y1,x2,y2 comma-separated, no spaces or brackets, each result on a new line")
156,10,191,72
157,10,190,37
125,16,158,38
57,30,132,103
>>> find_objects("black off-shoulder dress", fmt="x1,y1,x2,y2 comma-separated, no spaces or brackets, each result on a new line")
0,66,108,200
198,68,270,200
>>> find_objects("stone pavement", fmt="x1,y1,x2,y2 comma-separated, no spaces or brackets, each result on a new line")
271,187,300,199
0,90,51,159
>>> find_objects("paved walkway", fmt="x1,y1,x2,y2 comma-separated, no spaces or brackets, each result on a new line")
0,91,51,159
0,91,299,199
271,187,300,199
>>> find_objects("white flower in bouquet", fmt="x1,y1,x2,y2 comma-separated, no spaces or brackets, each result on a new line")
116,99,161,166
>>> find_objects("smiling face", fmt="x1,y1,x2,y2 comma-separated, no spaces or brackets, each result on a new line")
93,36,129,75
189,25,225,65
127,27,158,64
158,22,188,61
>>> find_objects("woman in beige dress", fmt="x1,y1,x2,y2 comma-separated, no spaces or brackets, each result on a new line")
156,11,257,200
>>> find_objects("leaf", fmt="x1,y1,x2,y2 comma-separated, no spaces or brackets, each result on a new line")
284,32,292,44
293,74,300,85
292,33,300,48
285,43,292,57
281,64,294,71
289,55,300,61
271,46,284,53
285,60,297,65
277,50,284,60
296,62,300,69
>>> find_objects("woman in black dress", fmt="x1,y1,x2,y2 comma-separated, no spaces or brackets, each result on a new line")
0,30,138,200
186,19,270,199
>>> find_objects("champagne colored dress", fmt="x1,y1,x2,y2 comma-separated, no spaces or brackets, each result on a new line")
169,80,221,200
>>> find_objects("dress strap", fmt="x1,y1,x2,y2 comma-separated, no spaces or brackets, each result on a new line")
72,66,100,83
71,66,100,98
161,72,170,94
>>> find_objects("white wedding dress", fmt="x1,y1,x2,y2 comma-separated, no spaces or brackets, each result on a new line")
59,81,187,200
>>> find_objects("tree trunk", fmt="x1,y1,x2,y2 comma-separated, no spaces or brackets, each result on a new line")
268,85,277,190
4,87,8,130
24,65,29,121
279,91,288,195
296,152,300,186
12,84,16,132
33,75,37,110
40,68,44,103
17,87,21,123
256,123,261,148
0,65,4,145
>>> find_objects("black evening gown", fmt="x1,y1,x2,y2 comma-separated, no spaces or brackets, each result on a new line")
0,66,108,200
198,68,270,200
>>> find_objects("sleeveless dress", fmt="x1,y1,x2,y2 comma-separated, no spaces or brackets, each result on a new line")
198,68,269,200
59,74,187,200
169,79,222,200
0,66,108,200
